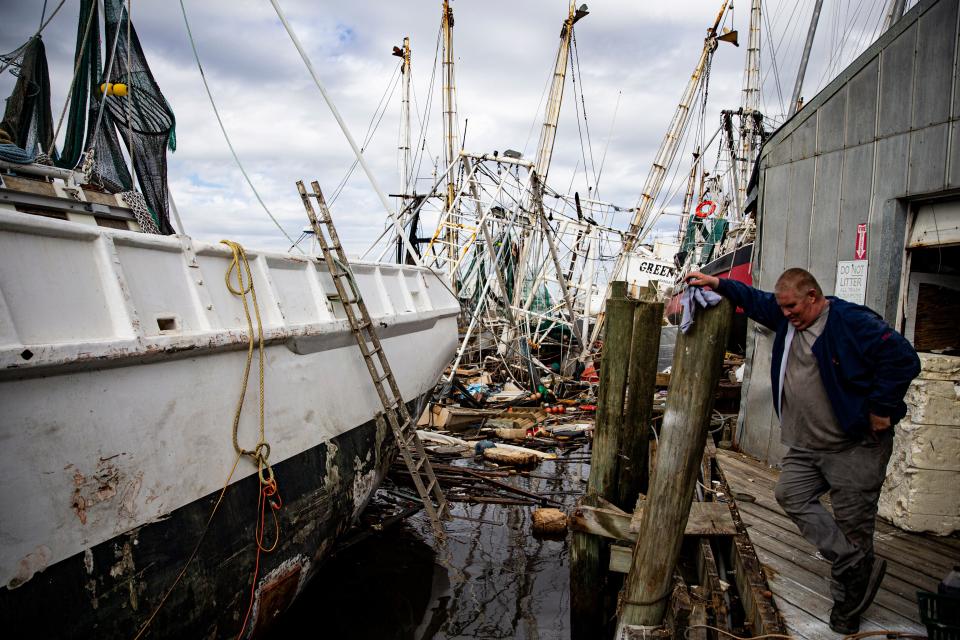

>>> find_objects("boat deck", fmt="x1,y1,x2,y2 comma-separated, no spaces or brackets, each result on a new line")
716,449,960,638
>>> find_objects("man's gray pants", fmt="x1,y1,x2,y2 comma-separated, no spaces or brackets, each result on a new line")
774,432,894,598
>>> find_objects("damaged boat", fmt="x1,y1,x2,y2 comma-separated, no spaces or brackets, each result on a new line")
0,1,459,637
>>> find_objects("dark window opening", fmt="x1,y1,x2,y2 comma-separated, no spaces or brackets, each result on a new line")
906,245,960,355
16,206,68,220
95,216,129,230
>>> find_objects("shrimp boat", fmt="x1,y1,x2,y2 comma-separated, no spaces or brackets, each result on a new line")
0,2,458,638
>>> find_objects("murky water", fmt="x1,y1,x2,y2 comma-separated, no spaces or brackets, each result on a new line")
268,451,590,640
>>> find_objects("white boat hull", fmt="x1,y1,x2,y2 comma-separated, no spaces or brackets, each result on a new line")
0,211,459,636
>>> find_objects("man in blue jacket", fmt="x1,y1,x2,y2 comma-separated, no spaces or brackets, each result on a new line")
687,267,920,634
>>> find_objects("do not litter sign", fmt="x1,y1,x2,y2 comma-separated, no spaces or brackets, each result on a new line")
835,260,868,305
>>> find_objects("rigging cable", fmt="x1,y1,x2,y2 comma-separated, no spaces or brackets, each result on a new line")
571,29,599,196
761,4,788,119
815,0,877,92
178,0,299,248
46,2,99,158
522,49,560,158
126,0,135,184
1,0,69,77
594,90,622,195
327,61,403,208
569,50,593,197
88,2,126,163
268,0,422,268
409,25,443,192
644,78,709,244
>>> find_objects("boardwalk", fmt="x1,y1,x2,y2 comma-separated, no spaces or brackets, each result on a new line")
717,449,960,638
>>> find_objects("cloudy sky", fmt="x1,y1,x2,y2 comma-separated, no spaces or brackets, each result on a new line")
2,0,901,254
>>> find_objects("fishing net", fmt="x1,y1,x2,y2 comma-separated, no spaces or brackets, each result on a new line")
57,0,100,170
0,37,55,158
100,0,177,234
681,217,729,266
2,0,176,234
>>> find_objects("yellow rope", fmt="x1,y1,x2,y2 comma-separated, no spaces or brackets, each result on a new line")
220,239,273,485
132,240,277,638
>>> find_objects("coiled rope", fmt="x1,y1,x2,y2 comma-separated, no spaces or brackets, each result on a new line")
221,239,283,640
132,241,279,639
221,239,273,485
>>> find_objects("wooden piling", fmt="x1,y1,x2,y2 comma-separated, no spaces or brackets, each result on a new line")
589,285,635,501
570,282,634,637
617,299,732,630
617,299,663,508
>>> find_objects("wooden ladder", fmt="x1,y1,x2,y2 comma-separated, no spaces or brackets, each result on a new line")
296,180,449,539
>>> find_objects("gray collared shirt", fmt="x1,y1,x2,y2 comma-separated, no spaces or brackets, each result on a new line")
780,304,856,451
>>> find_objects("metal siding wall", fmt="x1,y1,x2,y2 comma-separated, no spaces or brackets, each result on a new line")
760,164,792,284
792,116,818,161
740,162,792,462
949,121,960,188
838,143,875,262
810,151,844,292
817,88,847,154
732,0,960,464
740,323,778,461
847,59,879,147
786,158,816,268
908,123,950,194
867,133,911,318
954,0,960,121
878,22,918,138
913,0,958,129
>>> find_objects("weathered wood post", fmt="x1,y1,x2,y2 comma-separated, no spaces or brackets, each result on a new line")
617,298,732,631
570,281,635,637
589,281,635,500
617,299,664,509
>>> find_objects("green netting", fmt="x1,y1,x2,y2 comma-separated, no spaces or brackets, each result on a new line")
100,0,177,233
681,216,729,266
0,37,54,156
2,1,176,234
56,0,99,170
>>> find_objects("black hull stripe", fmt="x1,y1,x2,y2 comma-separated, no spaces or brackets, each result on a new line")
1,400,417,639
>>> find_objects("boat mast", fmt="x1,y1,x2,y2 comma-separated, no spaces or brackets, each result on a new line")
883,0,908,30
738,0,761,210
534,1,588,183
581,0,730,362
400,37,412,202
788,0,824,117
441,0,459,287
619,0,728,258
511,1,588,326
394,38,414,263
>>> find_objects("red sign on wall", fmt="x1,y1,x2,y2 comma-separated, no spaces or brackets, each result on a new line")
855,223,867,260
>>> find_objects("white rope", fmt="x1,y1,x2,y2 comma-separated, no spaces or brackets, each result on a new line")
178,0,299,248
88,4,125,160
47,2,99,159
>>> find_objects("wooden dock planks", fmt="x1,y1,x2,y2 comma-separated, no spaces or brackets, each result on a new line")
716,449,960,638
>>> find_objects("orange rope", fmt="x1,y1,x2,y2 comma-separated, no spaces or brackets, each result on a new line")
236,476,282,639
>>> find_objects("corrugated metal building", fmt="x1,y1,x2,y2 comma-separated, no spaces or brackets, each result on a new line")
737,0,960,467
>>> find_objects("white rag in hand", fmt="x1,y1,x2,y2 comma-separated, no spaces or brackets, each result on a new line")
679,286,723,334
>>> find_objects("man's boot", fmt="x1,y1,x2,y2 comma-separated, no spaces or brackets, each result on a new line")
829,602,860,635
843,555,887,617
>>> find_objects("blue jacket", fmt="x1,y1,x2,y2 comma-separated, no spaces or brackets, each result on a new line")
715,279,921,436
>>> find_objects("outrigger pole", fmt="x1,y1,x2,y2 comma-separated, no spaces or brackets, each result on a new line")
580,0,731,363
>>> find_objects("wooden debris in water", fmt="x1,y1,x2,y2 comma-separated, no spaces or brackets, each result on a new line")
532,508,568,535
